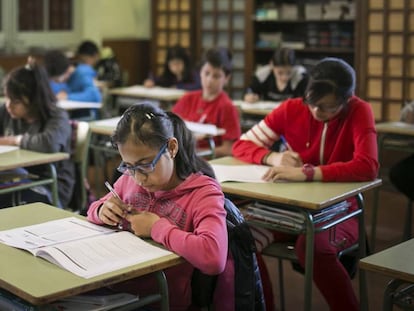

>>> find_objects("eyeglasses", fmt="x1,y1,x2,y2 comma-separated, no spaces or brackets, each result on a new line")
117,142,169,176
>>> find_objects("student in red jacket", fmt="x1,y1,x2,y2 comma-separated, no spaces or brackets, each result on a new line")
172,47,241,158
232,58,379,311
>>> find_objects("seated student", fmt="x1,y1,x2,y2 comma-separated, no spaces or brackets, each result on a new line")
244,47,308,103
95,46,123,89
233,58,378,311
172,47,241,158
43,46,102,119
87,103,229,311
0,60,75,208
143,44,201,90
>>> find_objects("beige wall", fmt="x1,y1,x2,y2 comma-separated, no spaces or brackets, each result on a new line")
81,0,151,46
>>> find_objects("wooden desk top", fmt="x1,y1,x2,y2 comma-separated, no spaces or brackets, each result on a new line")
359,238,414,283
57,100,102,111
233,100,280,117
89,117,226,138
109,85,186,101
0,149,69,171
376,121,414,136
0,203,182,305
89,117,120,136
210,157,382,210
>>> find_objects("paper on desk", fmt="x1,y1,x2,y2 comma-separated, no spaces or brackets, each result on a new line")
233,100,281,111
185,121,220,136
211,164,270,183
0,145,19,154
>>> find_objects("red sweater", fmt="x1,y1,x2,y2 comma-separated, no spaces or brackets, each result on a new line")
232,96,379,182
172,90,241,148
87,172,229,311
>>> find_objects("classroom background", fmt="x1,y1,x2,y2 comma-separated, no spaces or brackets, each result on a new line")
0,0,413,310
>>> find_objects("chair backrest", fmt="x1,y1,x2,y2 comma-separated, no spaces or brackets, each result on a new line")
191,198,265,311
68,120,92,212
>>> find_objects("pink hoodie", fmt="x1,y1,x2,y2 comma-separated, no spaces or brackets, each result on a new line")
87,172,229,311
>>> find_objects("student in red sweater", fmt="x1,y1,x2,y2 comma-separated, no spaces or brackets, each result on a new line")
232,58,379,311
172,47,241,158
87,103,229,311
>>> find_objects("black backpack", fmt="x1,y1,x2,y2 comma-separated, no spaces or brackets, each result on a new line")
191,198,265,311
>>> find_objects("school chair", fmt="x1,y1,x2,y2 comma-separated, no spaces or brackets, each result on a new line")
261,237,364,311
67,120,93,213
191,197,265,311
383,279,414,311
255,196,369,311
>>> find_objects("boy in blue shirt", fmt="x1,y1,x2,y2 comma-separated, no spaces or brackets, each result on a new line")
44,42,102,119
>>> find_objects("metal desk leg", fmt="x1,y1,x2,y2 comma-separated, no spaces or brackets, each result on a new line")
48,163,59,207
303,213,315,311
357,193,368,311
370,134,386,252
156,270,169,311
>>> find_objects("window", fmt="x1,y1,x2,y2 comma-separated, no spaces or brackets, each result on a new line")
1,0,80,53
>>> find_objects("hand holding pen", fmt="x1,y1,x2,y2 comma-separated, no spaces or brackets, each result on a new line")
279,135,302,167
102,181,131,230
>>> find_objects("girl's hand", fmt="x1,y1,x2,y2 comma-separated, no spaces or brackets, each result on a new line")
98,197,130,226
143,79,155,88
262,166,306,182
244,93,259,103
126,212,160,237
266,151,303,167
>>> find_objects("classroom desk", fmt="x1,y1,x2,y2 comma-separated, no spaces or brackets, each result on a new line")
359,238,414,310
109,85,186,112
0,203,182,310
0,149,69,206
209,156,382,311
371,121,414,251
57,99,102,111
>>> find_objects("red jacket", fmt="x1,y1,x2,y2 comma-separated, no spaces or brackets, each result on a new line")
232,96,379,182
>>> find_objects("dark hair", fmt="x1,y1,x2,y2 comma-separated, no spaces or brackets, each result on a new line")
77,40,99,56
43,49,70,77
271,48,296,66
3,63,58,123
304,57,356,105
111,102,215,179
160,44,193,83
202,47,233,76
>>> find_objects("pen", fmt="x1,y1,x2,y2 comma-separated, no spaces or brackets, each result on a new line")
104,181,121,200
104,181,124,230
280,135,292,151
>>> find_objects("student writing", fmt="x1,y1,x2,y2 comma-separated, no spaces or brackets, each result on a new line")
86,103,231,311
244,47,308,103
0,60,75,208
233,58,379,311
143,44,201,90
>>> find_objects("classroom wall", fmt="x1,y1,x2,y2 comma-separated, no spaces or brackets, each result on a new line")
81,0,151,46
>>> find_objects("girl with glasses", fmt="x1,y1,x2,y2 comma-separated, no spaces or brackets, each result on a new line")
233,58,379,311
87,102,229,310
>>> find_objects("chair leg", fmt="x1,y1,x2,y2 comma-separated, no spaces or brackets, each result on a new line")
278,259,285,311
403,199,413,241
